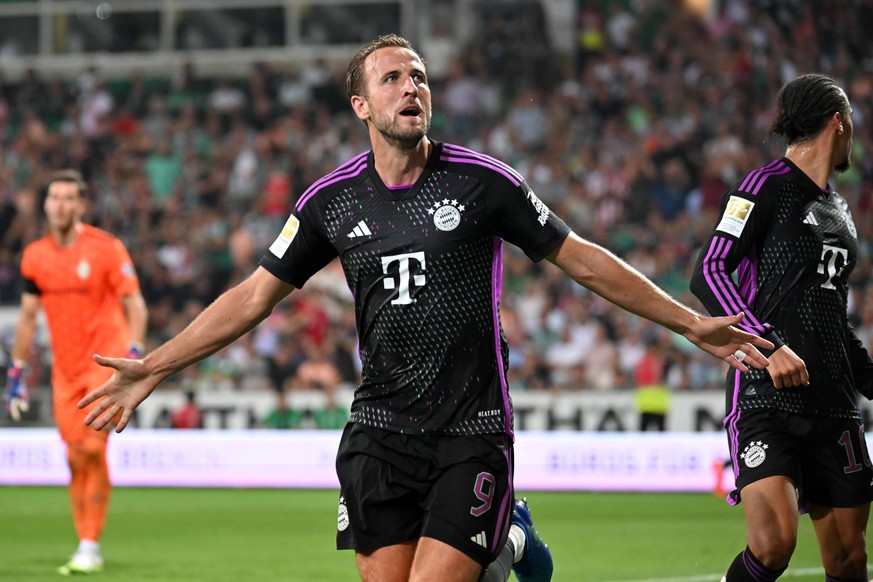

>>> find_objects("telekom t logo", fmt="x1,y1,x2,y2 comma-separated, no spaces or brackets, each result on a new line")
818,244,848,290
382,252,426,305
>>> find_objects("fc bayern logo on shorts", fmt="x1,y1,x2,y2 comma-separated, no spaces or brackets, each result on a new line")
429,199,465,232
741,440,769,468
337,496,350,532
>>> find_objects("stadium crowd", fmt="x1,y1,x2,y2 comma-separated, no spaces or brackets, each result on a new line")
1,0,873,415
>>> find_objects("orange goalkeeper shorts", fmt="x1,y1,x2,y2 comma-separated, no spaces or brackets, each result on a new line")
53,370,114,445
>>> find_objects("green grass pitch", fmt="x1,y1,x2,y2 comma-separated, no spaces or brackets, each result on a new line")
0,487,833,581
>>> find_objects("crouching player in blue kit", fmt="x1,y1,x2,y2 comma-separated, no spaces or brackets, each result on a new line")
80,34,772,582
692,73,873,582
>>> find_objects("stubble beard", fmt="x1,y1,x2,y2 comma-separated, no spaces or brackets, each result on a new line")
48,217,79,242
47,213,72,231
373,113,430,152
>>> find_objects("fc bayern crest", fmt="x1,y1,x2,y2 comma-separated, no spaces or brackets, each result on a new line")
741,440,768,468
429,199,465,232
337,496,350,532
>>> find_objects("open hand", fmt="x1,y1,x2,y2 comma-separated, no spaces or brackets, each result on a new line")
685,313,773,372
78,354,158,432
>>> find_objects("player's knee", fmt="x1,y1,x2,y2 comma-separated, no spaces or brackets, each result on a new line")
750,535,796,569
823,542,868,578
66,440,106,468
81,438,107,457
66,444,89,470
845,546,870,578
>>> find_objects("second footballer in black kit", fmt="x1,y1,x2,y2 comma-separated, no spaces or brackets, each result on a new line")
692,73,873,582
692,157,873,499
692,156,871,408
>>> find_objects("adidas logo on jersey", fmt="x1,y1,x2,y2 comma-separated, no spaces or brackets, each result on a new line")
470,531,487,548
347,220,372,238
803,211,818,226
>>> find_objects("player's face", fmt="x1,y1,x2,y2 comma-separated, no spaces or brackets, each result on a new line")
355,46,431,149
44,181,84,233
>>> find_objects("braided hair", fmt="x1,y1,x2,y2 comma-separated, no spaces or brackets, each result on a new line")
768,73,849,145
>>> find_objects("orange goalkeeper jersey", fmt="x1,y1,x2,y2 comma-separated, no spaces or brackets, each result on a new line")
20,224,140,386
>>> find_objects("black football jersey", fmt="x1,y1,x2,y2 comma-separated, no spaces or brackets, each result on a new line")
260,142,570,436
691,158,873,420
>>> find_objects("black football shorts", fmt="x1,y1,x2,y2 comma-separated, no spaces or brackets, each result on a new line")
335,422,514,566
727,408,873,508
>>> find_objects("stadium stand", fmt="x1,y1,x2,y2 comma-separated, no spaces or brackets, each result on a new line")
1,0,871,426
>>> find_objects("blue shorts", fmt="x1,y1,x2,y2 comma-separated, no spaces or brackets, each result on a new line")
335,422,514,566
727,408,873,509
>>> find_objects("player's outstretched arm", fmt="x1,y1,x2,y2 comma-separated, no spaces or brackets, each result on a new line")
547,232,773,372
79,267,295,431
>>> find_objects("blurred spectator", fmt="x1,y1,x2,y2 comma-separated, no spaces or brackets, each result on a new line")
261,391,300,429
1,0,872,416
78,76,113,139
266,338,302,393
634,337,671,431
313,384,349,430
208,78,245,117
145,137,181,207
171,391,203,429
277,66,311,110
442,57,484,140
294,342,341,392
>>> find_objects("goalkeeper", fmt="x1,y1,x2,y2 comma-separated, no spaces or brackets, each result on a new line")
4,169,148,576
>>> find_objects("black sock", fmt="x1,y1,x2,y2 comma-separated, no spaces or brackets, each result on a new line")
825,574,869,582
725,547,786,582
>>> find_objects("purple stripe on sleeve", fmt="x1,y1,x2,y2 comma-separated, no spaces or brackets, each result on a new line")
442,143,524,182
725,254,766,331
703,238,742,316
736,256,758,310
750,164,791,195
441,143,524,186
738,160,780,192
491,237,513,440
295,152,369,211
441,156,522,186
702,237,768,334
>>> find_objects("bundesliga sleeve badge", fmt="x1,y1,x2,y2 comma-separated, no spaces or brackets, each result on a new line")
269,215,300,258
716,195,755,237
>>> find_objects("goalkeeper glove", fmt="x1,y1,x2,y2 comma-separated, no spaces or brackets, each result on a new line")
126,344,144,359
4,363,29,422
